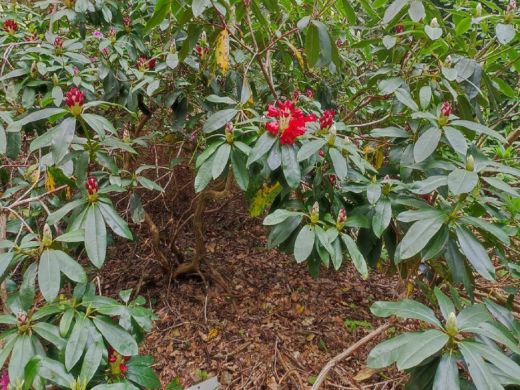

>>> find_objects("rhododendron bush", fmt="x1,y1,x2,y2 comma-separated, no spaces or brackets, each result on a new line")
0,0,519,388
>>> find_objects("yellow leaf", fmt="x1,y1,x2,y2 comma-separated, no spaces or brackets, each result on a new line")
374,148,384,169
45,169,55,191
354,367,378,382
249,182,282,217
215,29,230,75
207,328,218,341
284,40,305,70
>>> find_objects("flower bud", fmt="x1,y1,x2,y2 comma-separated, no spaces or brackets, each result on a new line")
85,176,98,196
430,18,439,28
305,89,313,99
54,36,64,54
395,24,404,34
445,312,458,337
465,155,475,171
3,19,18,35
507,0,516,13
327,127,337,146
42,224,53,247
336,208,347,230
52,74,59,86
310,202,320,224
475,3,482,16
441,101,452,117
225,122,234,144
65,88,85,116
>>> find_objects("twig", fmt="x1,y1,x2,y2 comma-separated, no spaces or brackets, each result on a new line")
311,323,391,390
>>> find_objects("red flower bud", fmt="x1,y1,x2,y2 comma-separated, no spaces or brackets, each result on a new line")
101,47,110,56
123,16,132,28
395,24,405,34
329,174,337,185
85,176,98,195
305,89,313,99
54,36,63,48
136,56,156,71
335,38,344,47
65,88,85,115
441,101,451,117
293,90,301,100
3,19,18,34
119,363,128,374
108,354,117,363
319,149,325,157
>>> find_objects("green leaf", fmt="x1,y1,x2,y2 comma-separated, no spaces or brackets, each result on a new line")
329,148,348,180
7,108,67,132
367,183,381,205
98,202,133,240
32,322,66,350
263,209,302,226
457,304,492,331
137,176,163,192
297,139,326,162
451,120,505,142
395,88,419,111
47,199,87,225
419,85,431,109
482,177,519,197
434,287,455,321
455,227,495,281
230,149,249,191
212,143,231,179
459,341,504,389
444,126,467,155
93,316,138,356
82,113,115,136
372,199,392,238
127,356,161,389
52,117,76,163
341,234,368,279
414,127,442,162
294,225,315,263
396,330,448,370
448,169,478,195
455,17,472,36
23,357,40,390
194,155,214,193
408,0,425,22
203,109,238,133
368,333,411,368
247,132,277,167
495,23,515,45
79,333,104,384
371,126,410,138
305,23,320,67
54,249,87,283
39,250,61,302
145,0,171,32
0,252,14,280
192,0,211,17
474,322,520,355
425,25,443,40
459,216,509,245
339,0,356,24
467,342,520,382
85,205,107,268
281,145,301,188
433,353,460,390
65,317,89,370
55,230,85,243
9,335,34,383
383,0,409,24
38,357,75,387
396,216,444,261
371,299,442,327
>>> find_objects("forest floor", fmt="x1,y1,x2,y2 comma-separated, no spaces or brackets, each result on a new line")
100,159,409,389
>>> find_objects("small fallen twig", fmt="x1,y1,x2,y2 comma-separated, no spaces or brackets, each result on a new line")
311,323,392,390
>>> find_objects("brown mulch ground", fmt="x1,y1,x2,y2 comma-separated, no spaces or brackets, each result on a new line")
101,178,407,389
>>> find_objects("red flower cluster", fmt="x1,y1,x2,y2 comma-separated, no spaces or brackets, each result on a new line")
3,19,18,34
195,45,209,58
441,101,451,117
320,109,336,130
107,346,130,376
65,88,84,115
85,176,98,195
395,24,405,34
123,16,132,28
265,101,317,145
54,36,63,48
136,56,156,71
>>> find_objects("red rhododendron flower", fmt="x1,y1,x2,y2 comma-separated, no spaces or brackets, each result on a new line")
3,19,18,34
265,101,316,145
395,24,405,34
319,109,336,130
441,101,451,117
136,56,155,71
85,176,98,195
